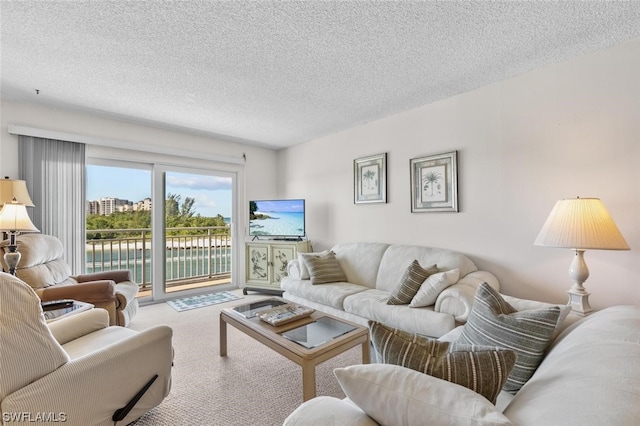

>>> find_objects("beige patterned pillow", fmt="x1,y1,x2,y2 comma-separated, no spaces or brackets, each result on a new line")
305,251,347,284
369,321,516,404
298,250,330,280
455,283,560,394
387,260,438,305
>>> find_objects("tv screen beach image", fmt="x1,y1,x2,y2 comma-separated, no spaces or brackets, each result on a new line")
249,200,305,236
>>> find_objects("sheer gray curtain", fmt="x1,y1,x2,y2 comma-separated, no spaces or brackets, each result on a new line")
19,136,86,274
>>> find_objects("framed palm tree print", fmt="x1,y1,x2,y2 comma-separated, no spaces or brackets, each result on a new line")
410,150,458,212
354,153,387,204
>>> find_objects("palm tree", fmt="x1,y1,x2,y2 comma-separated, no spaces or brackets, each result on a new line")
422,171,441,196
363,170,376,190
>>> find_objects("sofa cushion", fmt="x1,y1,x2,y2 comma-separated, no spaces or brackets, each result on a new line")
334,364,512,426
410,268,460,308
375,244,477,292
344,289,455,337
331,242,390,288
370,321,516,403
298,250,329,280
386,260,437,305
304,251,348,284
455,283,560,394
281,279,370,310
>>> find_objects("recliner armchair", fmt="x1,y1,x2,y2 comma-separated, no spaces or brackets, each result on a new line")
0,233,138,326
0,272,173,425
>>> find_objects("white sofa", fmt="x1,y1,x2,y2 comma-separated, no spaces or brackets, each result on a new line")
283,305,640,425
282,242,499,338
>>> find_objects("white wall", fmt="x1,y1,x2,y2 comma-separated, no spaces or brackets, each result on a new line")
0,100,280,286
0,101,279,206
278,39,640,310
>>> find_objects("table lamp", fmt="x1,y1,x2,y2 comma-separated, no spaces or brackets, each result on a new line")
534,197,629,316
0,177,35,206
0,199,39,275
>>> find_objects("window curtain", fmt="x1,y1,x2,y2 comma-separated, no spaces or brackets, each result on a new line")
19,136,86,274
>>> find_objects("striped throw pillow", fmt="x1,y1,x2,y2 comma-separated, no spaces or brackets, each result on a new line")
305,251,348,284
455,282,560,394
369,321,516,404
387,260,438,305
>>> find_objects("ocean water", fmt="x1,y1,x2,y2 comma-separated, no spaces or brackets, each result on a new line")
250,211,304,236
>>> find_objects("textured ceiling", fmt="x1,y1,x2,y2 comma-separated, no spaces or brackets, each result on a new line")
2,1,640,149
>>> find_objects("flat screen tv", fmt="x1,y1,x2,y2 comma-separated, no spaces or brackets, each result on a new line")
249,199,305,239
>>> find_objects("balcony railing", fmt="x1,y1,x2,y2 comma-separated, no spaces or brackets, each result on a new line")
86,226,232,290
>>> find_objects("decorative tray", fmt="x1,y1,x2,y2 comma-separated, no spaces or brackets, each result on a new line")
258,303,315,326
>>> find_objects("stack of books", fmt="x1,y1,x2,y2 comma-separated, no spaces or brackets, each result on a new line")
258,303,315,326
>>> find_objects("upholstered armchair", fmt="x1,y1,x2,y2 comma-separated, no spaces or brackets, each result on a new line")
0,272,173,425
0,233,139,326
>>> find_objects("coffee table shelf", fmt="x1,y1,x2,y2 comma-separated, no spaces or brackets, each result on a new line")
220,300,370,401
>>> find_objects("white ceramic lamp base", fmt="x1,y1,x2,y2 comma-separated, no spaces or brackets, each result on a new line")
567,249,593,316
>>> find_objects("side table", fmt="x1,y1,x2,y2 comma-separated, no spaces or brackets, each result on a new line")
43,300,94,322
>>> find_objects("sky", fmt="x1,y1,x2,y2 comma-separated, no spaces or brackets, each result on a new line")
87,165,233,218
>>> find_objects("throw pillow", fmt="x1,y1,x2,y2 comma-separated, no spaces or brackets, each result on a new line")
305,251,348,284
298,250,329,280
369,321,516,403
455,282,561,394
386,260,438,305
409,268,460,308
334,364,513,426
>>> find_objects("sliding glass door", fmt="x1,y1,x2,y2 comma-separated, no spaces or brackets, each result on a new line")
87,160,237,301
152,165,236,300
86,160,154,295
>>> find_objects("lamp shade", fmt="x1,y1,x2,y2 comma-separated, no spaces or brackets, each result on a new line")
0,202,39,232
534,198,629,250
0,178,34,207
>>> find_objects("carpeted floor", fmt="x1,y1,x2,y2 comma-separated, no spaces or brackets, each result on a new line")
128,290,363,426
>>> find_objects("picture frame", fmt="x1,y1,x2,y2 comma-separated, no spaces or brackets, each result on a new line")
410,150,458,212
354,153,387,204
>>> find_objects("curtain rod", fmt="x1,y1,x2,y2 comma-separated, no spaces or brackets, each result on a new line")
8,124,246,165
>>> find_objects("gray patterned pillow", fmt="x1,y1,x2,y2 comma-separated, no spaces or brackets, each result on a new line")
369,321,516,404
387,260,438,305
305,251,347,284
455,282,560,394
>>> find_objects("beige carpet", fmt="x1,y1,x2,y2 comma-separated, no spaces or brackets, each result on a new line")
128,290,363,426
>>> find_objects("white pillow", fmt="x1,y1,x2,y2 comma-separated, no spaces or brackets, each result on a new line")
334,364,512,426
283,396,377,426
409,268,460,308
298,250,329,280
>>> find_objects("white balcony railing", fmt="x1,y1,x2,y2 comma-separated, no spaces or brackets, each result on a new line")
86,226,232,290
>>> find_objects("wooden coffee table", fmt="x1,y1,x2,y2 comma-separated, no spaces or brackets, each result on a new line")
220,301,370,401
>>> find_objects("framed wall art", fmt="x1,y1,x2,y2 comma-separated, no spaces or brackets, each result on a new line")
410,150,458,212
354,153,387,204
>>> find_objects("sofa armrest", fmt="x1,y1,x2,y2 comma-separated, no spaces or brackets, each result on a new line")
2,326,174,426
74,270,132,283
284,396,377,426
38,280,117,304
434,271,500,322
114,280,139,309
48,308,110,345
286,259,303,280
